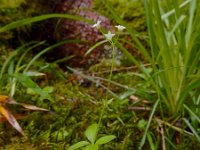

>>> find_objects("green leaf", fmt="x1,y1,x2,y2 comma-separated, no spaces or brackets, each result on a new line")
137,119,147,131
26,88,37,95
68,141,90,150
42,86,54,94
14,73,52,101
84,124,99,144
95,135,116,145
84,144,98,150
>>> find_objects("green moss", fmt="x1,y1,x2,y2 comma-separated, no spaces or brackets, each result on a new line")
0,1,199,149
94,0,146,31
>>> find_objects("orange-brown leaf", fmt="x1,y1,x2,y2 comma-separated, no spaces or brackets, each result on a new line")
0,105,25,136
0,95,9,103
0,114,28,122
0,95,17,104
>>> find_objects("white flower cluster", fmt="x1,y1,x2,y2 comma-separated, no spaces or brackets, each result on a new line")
92,20,126,41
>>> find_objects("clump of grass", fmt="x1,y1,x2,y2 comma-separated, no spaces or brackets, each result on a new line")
144,0,200,115
103,0,200,116
102,0,200,148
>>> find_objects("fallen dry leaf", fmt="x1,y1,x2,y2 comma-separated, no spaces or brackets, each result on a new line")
0,114,27,122
0,95,17,104
0,95,50,136
0,105,25,136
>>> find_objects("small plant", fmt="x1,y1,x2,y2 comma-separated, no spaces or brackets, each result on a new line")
68,123,116,150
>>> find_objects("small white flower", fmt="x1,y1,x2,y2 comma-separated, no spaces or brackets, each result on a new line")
92,20,101,29
95,79,100,87
115,25,126,31
104,31,115,41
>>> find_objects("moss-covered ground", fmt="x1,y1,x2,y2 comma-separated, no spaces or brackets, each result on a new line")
0,0,200,150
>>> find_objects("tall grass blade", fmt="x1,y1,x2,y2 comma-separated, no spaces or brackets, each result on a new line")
15,41,46,72
183,118,200,142
23,40,80,72
184,104,200,124
138,100,159,150
0,14,91,33
161,0,191,19
185,0,196,49
0,42,34,83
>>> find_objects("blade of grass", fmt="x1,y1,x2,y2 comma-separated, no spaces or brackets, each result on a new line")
183,118,200,142
161,0,191,20
0,42,34,83
23,39,81,73
85,40,107,56
0,14,92,33
14,73,52,101
185,0,196,49
15,41,46,72
184,104,200,124
138,99,159,150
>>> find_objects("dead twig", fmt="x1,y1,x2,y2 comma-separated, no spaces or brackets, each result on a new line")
128,106,151,111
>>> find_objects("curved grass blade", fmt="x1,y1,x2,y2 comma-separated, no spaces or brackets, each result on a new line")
85,40,107,56
138,100,159,150
23,39,81,73
15,41,46,72
0,14,91,33
0,42,35,82
183,118,200,142
184,104,200,124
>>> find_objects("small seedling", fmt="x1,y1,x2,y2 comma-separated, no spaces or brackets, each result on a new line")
68,123,116,150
